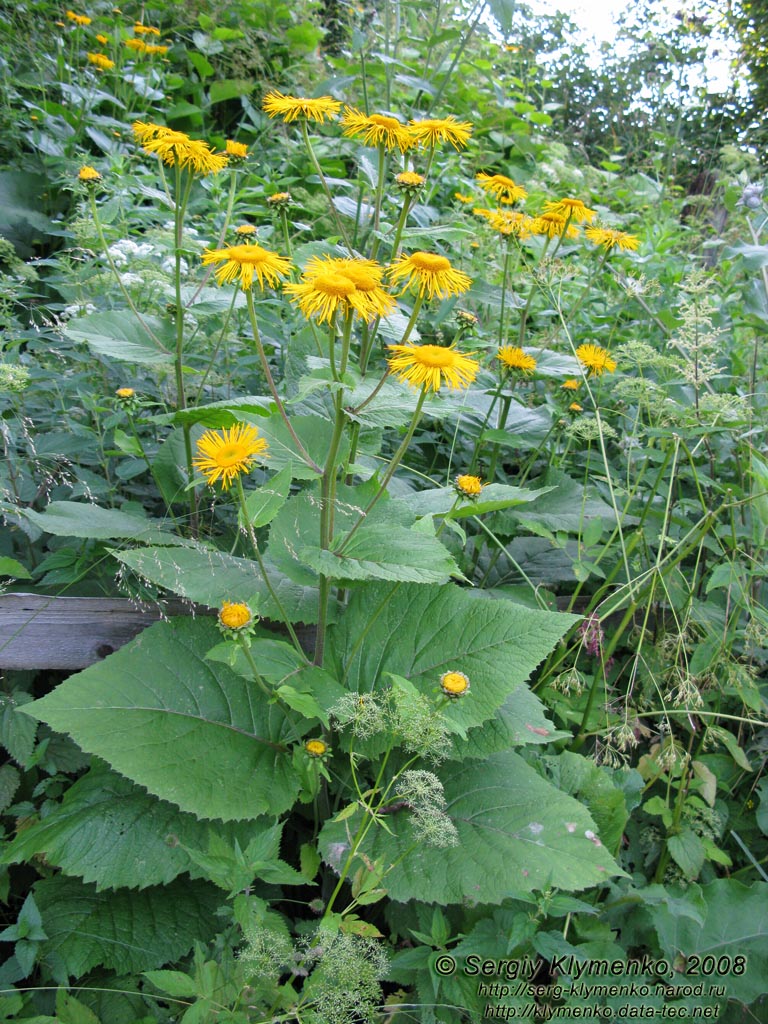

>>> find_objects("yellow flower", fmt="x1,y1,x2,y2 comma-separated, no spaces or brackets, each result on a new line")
454,192,474,203
267,191,292,208
133,23,161,35
476,172,528,204
218,600,254,630
585,226,640,252
489,210,532,238
262,90,341,124
66,10,91,25
194,423,269,489
225,139,248,160
408,115,473,150
543,197,597,224
455,474,483,498
304,738,328,758
498,346,537,375
387,343,479,392
125,37,148,53
95,33,109,44
115,387,135,398
529,212,579,240
576,343,617,377
201,243,291,290
569,402,583,413
395,171,425,193
472,207,495,221
132,122,228,175
234,224,257,236
387,251,472,300
561,378,580,391
285,257,393,323
87,52,115,70
78,165,101,182
145,43,169,55
341,107,415,152
440,670,470,698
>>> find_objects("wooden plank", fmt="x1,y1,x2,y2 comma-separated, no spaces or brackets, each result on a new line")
0,593,203,670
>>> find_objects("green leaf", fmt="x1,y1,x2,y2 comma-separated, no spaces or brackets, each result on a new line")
0,557,32,579
328,582,577,735
0,763,20,813
33,875,221,981
308,522,459,583
143,970,198,998
319,752,623,903
403,483,549,520
257,413,345,480
21,501,183,543
188,50,214,78
114,543,323,623
0,761,276,889
63,312,174,366
492,470,628,535
152,396,271,428
649,879,768,1004
240,464,292,529
667,829,705,879
55,990,100,1024
21,618,301,821
209,79,252,103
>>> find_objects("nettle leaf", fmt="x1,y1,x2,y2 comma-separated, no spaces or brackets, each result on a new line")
0,761,277,890
114,543,324,623
649,880,768,1005
20,502,184,543
319,752,623,903
33,875,221,981
21,618,300,821
63,312,174,366
328,582,577,734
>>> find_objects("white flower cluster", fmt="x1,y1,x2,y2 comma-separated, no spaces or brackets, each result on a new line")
107,238,155,268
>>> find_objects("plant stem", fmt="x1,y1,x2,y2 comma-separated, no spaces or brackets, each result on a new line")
301,120,352,251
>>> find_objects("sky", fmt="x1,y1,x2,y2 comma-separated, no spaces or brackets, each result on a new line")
541,0,631,43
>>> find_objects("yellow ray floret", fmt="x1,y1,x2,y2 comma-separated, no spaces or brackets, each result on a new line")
194,424,269,489
201,243,292,290
387,251,472,300
387,343,479,391
262,90,341,123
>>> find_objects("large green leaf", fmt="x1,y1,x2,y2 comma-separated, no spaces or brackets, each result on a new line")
33,875,221,981
20,501,184,543
21,618,301,820
648,879,768,1005
328,582,577,734
63,312,175,366
490,470,632,535
0,761,275,890
319,751,624,902
114,543,325,622
402,483,550,520
257,413,347,480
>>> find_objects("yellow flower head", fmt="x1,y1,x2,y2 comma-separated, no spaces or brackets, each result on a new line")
145,43,169,55
455,192,474,204
455,474,483,498
576,343,617,377
285,256,393,323
387,251,472,300
440,670,471,698
304,738,328,758
408,115,473,151
267,191,292,208
66,10,91,25
225,139,248,161
125,37,148,53
234,224,256,236
78,165,101,182
133,23,161,35
218,600,254,631
95,32,109,44
262,90,341,124
529,212,580,240
569,402,583,413
132,122,228,175
498,346,537,375
341,107,415,152
395,171,425,194
194,423,269,489
87,51,115,71
585,226,640,252
543,197,597,224
489,210,532,238
472,207,495,222
476,172,527,205
455,309,479,329
561,378,580,391
387,343,479,392
115,387,135,398
201,243,291,291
